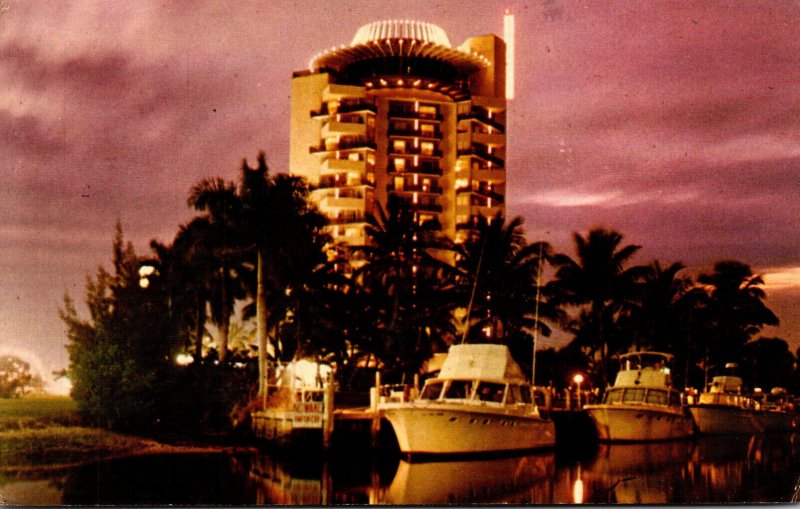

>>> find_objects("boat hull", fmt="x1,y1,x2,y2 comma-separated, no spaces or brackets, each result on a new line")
755,410,798,432
383,403,555,456
585,404,695,441
688,405,762,434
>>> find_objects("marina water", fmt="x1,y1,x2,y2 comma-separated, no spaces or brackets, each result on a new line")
3,433,800,504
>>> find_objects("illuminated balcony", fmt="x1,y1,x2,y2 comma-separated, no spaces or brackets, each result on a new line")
321,120,367,138
319,195,365,210
310,138,376,154
472,132,505,147
320,158,366,174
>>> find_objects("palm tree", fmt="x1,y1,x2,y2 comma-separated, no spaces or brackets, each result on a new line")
692,260,779,375
237,152,326,392
629,261,691,351
456,215,562,375
550,227,648,387
187,178,248,362
352,198,457,381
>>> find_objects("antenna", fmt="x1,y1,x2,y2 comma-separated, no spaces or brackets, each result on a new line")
461,234,488,344
531,241,544,385
504,9,515,100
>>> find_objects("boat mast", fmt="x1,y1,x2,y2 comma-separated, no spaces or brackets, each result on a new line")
531,241,544,386
461,234,488,344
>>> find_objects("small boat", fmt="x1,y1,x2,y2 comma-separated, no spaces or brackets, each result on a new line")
687,364,762,434
382,343,555,457
754,387,798,432
584,352,695,441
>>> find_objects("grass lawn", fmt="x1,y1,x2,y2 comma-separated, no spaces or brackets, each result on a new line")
0,396,151,468
0,396,81,432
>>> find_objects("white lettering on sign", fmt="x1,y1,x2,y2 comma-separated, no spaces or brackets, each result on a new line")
292,401,323,428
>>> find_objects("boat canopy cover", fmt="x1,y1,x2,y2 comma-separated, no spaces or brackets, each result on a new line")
438,344,526,382
709,375,744,393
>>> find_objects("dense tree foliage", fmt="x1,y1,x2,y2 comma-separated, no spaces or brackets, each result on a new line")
62,148,793,434
0,355,45,398
62,224,255,432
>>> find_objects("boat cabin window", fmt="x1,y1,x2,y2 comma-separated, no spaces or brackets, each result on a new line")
444,380,473,399
645,389,667,405
476,382,506,402
420,381,443,400
506,385,522,404
604,389,624,404
669,391,681,406
520,385,533,404
622,388,646,403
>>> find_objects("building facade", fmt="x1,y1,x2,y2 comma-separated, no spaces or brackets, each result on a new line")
290,20,507,246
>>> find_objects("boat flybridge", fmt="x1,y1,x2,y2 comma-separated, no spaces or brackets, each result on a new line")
585,351,695,441
382,343,555,457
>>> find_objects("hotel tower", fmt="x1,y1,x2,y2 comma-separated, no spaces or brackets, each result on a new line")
290,19,508,247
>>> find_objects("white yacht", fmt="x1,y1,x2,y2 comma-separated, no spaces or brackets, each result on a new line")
688,365,762,434
585,352,695,441
382,343,555,457
755,387,798,432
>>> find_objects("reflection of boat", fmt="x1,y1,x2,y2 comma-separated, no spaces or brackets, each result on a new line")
383,453,555,504
585,352,695,441
754,388,798,432
688,365,761,434
382,344,555,456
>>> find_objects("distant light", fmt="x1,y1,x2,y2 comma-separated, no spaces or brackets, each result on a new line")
176,353,194,366
573,479,584,504
573,374,584,385
504,9,515,100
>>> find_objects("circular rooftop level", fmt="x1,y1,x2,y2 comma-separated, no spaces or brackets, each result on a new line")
351,20,452,47
309,19,489,74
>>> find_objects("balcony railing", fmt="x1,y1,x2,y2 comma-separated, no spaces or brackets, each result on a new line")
456,188,505,203
327,213,367,225
387,127,443,139
318,175,374,189
457,111,505,133
457,148,504,168
387,163,442,176
310,139,376,153
388,106,443,122
387,183,443,194
311,100,376,117
388,147,443,158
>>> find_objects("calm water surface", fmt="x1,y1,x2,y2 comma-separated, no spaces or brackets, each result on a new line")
2,434,800,504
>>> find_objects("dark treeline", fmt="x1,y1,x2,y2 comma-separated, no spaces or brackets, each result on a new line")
62,152,795,433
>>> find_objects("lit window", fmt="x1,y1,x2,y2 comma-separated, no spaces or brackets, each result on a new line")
393,140,406,153
394,176,404,191
420,124,435,137
419,105,437,118
420,142,435,156
348,152,360,161
393,158,406,172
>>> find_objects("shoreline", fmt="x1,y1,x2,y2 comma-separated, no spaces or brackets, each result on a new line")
0,435,257,474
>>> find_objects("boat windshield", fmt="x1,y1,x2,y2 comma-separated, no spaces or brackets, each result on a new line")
476,382,506,402
604,387,680,406
444,380,473,399
420,381,443,400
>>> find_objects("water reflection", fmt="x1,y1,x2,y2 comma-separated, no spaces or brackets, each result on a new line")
384,453,555,504
3,434,800,504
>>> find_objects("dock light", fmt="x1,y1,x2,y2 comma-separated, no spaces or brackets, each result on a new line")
138,264,156,288
574,374,584,408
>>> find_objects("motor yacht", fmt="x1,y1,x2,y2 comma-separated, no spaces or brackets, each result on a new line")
382,343,555,457
585,352,695,441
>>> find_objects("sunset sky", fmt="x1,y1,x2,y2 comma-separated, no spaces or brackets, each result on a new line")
2,0,799,378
